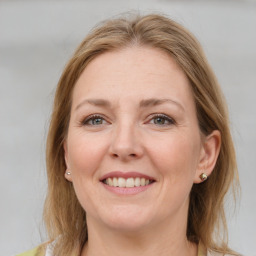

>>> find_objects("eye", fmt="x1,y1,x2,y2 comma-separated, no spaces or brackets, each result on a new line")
149,114,175,126
82,115,107,126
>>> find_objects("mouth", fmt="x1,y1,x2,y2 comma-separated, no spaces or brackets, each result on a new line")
100,171,156,189
101,177,155,188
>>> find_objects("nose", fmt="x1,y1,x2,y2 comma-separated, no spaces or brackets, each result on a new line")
109,123,144,161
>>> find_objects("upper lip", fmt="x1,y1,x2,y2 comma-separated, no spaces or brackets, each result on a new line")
100,171,155,181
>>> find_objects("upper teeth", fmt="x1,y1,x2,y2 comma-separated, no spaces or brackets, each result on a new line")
104,177,151,187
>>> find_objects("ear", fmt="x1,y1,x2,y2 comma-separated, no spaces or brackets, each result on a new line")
194,130,221,184
63,140,73,182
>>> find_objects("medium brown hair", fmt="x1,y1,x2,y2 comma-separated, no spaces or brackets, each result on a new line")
42,13,240,256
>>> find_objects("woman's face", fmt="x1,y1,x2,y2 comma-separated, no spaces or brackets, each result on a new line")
64,46,206,232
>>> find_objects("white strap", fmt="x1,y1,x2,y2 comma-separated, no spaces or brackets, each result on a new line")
45,243,54,256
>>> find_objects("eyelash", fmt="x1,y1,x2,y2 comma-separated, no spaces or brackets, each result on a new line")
81,114,107,126
81,113,175,127
148,114,176,126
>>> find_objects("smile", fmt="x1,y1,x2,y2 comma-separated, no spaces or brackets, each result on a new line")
102,177,154,188
100,171,156,193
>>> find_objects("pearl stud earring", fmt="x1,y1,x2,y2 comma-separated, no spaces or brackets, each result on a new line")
199,173,208,181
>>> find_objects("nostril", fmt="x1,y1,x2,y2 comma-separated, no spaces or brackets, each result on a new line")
111,153,137,158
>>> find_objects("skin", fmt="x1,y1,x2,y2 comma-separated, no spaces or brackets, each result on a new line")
64,46,221,256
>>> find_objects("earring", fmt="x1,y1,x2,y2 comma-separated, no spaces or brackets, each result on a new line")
66,171,71,175
199,173,208,181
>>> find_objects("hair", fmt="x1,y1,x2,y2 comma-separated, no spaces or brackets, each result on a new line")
42,13,240,256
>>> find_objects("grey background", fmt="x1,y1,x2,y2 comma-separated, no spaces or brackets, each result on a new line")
0,0,255,255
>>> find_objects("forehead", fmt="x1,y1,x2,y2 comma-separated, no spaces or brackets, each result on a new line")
72,46,194,109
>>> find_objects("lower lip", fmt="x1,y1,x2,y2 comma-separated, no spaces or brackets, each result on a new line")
102,182,153,195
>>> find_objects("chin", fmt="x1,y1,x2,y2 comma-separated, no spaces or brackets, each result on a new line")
98,205,154,232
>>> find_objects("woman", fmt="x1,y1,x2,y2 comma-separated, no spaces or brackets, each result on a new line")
18,13,240,256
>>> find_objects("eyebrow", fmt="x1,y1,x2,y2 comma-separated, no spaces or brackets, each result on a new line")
139,98,184,111
75,98,185,111
75,99,111,110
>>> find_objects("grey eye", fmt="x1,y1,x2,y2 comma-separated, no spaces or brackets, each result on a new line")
153,117,167,125
82,115,106,126
150,114,175,126
91,118,104,125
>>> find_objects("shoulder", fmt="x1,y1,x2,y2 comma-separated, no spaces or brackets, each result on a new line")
16,246,45,256
207,250,238,256
207,251,222,256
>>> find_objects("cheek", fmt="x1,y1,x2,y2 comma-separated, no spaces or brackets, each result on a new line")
66,132,108,175
147,132,200,179
65,133,109,212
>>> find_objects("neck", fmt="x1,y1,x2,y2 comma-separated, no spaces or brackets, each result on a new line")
81,214,197,256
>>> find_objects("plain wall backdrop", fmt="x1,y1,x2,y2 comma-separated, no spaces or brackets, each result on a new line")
0,0,255,255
